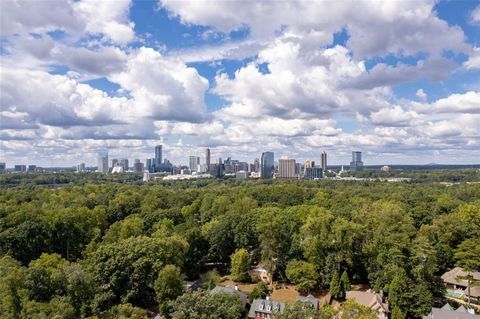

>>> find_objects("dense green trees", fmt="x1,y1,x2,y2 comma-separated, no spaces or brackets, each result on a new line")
1,175,479,318
230,248,251,282
170,291,243,319
286,260,319,293
155,265,185,316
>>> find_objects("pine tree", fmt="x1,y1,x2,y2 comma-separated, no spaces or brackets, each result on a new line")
329,270,340,299
339,271,351,299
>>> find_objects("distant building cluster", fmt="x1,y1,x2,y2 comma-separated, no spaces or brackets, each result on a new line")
2,147,373,179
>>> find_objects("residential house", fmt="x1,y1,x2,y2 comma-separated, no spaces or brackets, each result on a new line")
248,298,285,319
423,304,479,318
250,263,271,285
346,289,389,319
296,294,319,310
441,267,480,304
211,285,249,308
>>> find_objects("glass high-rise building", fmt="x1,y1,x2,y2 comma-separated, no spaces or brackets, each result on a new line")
350,151,364,171
189,156,200,171
261,151,274,179
206,148,210,167
155,145,162,167
321,151,327,171
97,153,109,173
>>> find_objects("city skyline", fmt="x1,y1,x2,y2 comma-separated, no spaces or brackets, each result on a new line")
1,1,480,166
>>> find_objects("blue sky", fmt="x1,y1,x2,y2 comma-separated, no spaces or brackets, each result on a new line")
0,0,479,166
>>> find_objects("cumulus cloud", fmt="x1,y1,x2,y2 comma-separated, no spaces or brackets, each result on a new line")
471,5,480,25
160,0,470,58
0,0,135,44
412,91,480,114
0,48,210,136
109,47,209,122
464,47,480,70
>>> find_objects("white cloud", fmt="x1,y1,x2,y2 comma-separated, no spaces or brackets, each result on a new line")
412,91,480,114
160,0,470,58
73,0,135,44
464,47,480,70
471,5,480,25
0,0,135,44
416,89,427,101
109,47,209,122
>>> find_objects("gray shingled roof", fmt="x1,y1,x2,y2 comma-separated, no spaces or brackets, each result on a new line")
296,294,319,309
248,299,285,318
211,285,249,308
422,306,479,319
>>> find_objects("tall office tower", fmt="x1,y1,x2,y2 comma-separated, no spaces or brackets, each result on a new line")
254,158,260,172
155,145,162,167
97,153,109,173
0,162,5,174
134,159,144,172
189,156,200,171
28,165,36,172
261,152,274,178
120,158,129,172
321,151,327,171
304,160,315,175
112,158,119,168
146,158,152,172
206,148,211,167
217,157,223,164
278,158,297,179
350,151,364,171
77,163,85,173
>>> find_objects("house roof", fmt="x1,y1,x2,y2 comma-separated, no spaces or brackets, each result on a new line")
346,290,389,314
422,306,479,319
211,285,249,306
248,299,285,318
442,267,480,297
296,294,319,309
442,267,480,287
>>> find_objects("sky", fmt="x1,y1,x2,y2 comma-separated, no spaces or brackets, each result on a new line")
0,0,479,167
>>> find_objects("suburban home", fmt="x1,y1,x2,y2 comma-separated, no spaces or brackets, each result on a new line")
346,289,389,319
211,285,249,308
422,304,479,318
250,263,272,284
441,267,480,304
296,294,319,310
248,297,285,319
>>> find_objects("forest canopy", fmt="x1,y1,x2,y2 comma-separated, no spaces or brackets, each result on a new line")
1,173,479,318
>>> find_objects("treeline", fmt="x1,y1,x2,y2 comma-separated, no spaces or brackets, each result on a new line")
0,178,479,318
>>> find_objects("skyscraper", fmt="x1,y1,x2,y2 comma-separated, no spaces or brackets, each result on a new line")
97,153,109,173
134,159,144,172
77,163,85,173
120,158,129,172
304,160,315,175
350,151,364,171
253,158,260,172
0,162,6,174
189,156,200,171
155,145,162,167
278,158,297,179
146,158,153,172
321,151,327,171
261,152,274,179
206,148,211,167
